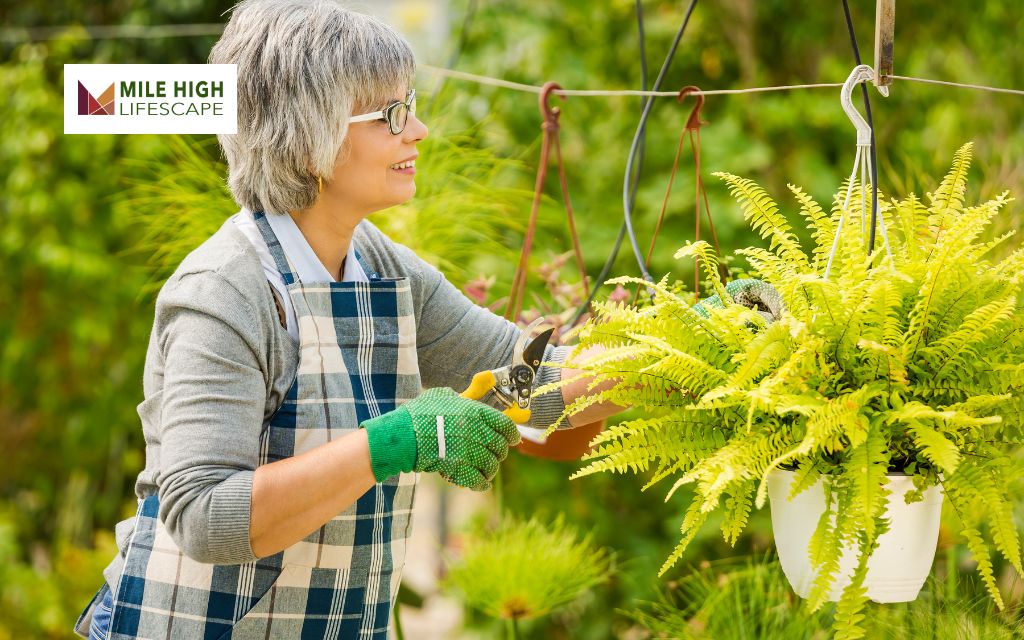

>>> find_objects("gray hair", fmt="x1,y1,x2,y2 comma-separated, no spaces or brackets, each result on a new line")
210,0,416,214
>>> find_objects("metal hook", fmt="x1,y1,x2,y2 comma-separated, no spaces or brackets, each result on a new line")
841,64,887,146
539,81,564,130
824,64,894,281
677,85,706,131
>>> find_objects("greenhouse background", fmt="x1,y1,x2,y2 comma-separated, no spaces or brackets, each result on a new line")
2,0,1024,638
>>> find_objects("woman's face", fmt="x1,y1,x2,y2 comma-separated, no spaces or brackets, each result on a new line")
327,86,428,216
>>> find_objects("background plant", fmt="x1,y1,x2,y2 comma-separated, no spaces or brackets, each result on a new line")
442,513,613,639
627,553,1024,639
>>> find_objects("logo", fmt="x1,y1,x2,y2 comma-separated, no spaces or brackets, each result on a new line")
65,64,237,135
78,81,115,116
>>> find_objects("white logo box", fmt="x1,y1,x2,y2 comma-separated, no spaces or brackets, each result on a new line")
64,64,237,134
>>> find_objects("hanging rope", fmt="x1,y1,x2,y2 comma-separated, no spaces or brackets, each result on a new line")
504,81,590,323
632,85,728,306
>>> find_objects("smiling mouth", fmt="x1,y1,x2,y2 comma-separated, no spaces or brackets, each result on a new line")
390,159,416,171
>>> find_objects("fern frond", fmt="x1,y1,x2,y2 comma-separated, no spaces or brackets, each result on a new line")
736,246,799,290
657,500,709,577
570,439,658,478
788,459,822,500
928,142,973,217
997,245,1024,283
908,421,961,474
714,172,809,268
857,339,909,387
639,353,728,396
586,416,665,449
806,480,845,611
674,240,729,301
968,462,1023,574
945,465,1012,608
788,183,835,269
722,321,793,389
924,291,1018,379
721,480,754,546
548,386,624,437
845,423,891,542
793,387,877,457
891,193,929,262
832,541,872,640
962,526,1004,609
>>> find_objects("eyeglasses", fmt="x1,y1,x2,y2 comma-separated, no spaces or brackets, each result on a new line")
348,89,416,135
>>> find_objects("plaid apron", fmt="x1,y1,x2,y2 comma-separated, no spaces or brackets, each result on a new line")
94,211,422,639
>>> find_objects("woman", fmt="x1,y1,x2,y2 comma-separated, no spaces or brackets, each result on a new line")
74,1,621,638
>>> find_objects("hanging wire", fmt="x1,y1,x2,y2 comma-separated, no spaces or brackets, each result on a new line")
8,23,1020,97
887,74,1024,97
841,0,881,255
631,0,649,265
569,0,700,327
422,64,1024,98
427,0,479,104
622,0,700,294
13,13,1024,315
824,129,893,279
0,23,225,41
571,0,647,328
562,1,647,331
4,23,1023,98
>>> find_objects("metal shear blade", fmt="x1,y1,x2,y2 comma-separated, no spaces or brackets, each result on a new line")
461,317,555,423
502,317,556,409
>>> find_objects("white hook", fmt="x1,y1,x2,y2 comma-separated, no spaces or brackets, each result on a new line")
841,64,887,146
824,64,894,282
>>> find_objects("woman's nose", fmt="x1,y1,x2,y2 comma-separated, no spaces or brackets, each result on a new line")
404,113,428,143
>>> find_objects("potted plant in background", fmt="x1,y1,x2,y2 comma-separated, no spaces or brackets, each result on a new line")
537,143,1024,639
442,513,613,639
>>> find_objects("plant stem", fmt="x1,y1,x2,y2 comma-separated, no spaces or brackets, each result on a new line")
394,601,405,640
495,469,505,524
506,618,520,640
944,545,956,602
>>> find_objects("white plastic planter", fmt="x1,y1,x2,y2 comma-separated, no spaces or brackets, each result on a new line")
766,469,943,603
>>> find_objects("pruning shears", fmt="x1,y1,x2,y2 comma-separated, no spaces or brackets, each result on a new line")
461,317,556,425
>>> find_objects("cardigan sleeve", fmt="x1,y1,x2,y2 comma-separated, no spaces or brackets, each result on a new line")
150,269,265,564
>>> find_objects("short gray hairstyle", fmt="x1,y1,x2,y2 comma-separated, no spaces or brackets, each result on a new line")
210,0,416,214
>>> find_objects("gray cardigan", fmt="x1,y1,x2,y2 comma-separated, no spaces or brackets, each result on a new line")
102,215,570,588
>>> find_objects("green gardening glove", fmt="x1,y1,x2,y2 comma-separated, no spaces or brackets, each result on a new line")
693,278,785,323
360,387,522,491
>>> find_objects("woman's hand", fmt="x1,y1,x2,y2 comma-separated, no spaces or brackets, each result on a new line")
360,387,521,491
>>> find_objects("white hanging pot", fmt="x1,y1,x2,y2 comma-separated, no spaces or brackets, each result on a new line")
766,468,943,603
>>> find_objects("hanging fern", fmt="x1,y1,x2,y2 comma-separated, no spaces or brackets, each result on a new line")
537,143,1024,639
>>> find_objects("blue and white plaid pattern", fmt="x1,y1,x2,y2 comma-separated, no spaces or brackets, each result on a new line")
100,211,422,639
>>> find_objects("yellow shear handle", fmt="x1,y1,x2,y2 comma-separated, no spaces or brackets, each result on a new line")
461,370,532,426
461,370,496,401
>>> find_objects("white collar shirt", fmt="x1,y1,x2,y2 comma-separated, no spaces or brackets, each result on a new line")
231,209,368,343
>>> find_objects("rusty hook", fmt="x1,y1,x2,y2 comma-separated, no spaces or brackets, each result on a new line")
539,81,564,130
677,85,705,132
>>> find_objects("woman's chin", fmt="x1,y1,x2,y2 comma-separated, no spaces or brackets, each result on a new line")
396,183,417,202
374,189,416,212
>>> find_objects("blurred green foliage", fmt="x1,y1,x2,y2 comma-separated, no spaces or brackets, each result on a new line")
627,553,1024,639
2,0,1023,638
442,513,612,630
